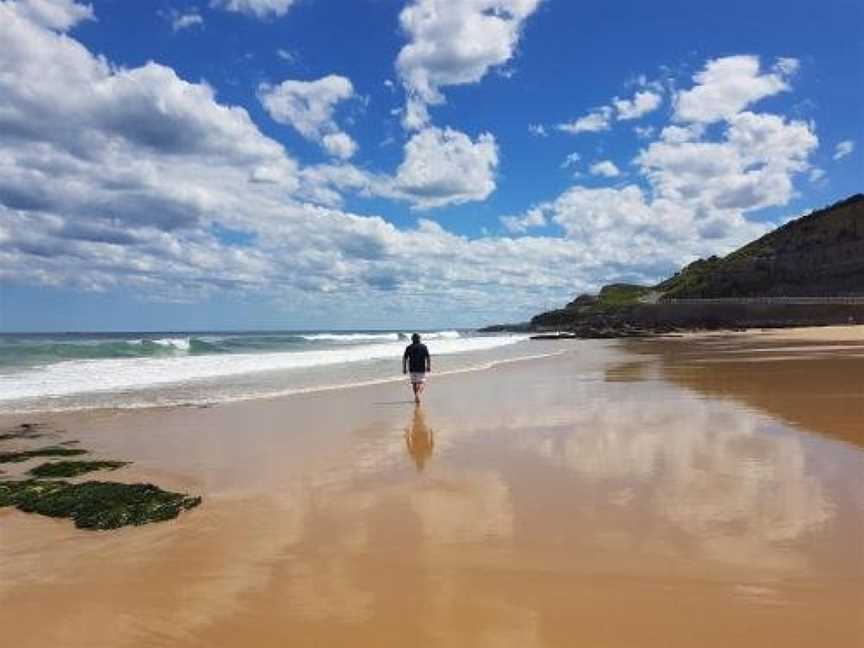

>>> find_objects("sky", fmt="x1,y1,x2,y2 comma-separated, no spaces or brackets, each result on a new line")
0,0,861,331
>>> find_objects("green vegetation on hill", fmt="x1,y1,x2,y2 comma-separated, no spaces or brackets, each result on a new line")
658,194,864,298
597,284,653,306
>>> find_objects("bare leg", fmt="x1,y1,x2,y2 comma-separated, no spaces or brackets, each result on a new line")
412,383,420,404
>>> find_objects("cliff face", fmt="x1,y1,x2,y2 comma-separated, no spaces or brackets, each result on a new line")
659,194,864,298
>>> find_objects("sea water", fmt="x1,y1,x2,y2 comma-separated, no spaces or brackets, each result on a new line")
0,330,537,413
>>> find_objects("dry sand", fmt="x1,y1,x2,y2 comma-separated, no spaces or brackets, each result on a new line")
1,326,862,647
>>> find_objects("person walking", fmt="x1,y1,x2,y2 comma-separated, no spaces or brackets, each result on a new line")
402,333,431,404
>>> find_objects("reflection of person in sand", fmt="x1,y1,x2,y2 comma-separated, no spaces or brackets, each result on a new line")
405,406,434,472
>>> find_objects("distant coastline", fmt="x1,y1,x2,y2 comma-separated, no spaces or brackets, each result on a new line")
484,194,864,339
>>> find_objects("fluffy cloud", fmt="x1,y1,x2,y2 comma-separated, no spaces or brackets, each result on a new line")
833,140,854,160
674,55,795,124
390,127,499,208
395,0,542,129
210,0,295,18
168,10,204,32
12,0,92,30
613,90,662,120
294,126,499,210
504,63,817,278
322,133,358,160
640,112,816,212
0,2,570,323
258,75,358,159
0,2,825,324
559,84,663,136
589,160,620,177
557,106,612,134
501,207,545,233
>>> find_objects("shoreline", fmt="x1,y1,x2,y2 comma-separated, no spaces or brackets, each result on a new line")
0,345,567,419
522,321,864,340
3,323,862,418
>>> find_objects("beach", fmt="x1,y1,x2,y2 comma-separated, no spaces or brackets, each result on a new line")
1,327,862,647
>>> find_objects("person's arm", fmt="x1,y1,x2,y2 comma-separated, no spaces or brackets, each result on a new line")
425,347,431,373
402,348,408,374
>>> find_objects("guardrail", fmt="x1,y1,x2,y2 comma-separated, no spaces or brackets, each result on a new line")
660,297,864,305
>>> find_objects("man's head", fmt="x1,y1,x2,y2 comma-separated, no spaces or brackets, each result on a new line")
411,333,421,343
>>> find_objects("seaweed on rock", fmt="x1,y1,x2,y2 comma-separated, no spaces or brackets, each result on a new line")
29,460,129,478
0,447,88,463
0,479,69,508
0,480,201,530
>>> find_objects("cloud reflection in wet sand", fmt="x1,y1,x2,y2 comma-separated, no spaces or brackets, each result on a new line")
0,340,861,647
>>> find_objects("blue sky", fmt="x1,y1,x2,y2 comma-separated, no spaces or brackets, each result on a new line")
0,0,860,331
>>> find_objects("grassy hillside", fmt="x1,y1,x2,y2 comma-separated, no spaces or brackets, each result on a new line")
658,194,864,298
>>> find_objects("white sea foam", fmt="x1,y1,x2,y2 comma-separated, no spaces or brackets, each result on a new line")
0,334,525,403
124,337,191,351
150,337,191,351
300,330,460,342
301,332,401,342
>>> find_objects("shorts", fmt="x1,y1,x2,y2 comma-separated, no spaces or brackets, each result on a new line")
409,372,427,384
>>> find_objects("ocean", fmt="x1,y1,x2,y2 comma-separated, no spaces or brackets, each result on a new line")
0,330,537,413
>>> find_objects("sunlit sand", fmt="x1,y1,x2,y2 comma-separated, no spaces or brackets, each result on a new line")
0,327,861,647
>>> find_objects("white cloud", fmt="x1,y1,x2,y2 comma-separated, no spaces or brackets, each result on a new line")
210,0,295,18
501,207,545,233
395,0,542,129
258,75,358,159
674,55,796,124
639,111,816,213
561,152,580,168
276,48,295,63
167,10,204,32
833,140,854,160
808,168,825,183
528,123,548,137
389,127,499,209
504,76,818,278
634,125,655,139
773,57,800,76
559,84,662,138
0,4,828,325
322,133,358,160
659,124,704,144
13,0,92,30
557,106,612,134
613,90,662,120
589,160,620,177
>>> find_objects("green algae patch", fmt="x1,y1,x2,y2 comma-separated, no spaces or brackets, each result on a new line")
0,479,69,508
1,479,201,530
0,447,88,463
29,460,129,479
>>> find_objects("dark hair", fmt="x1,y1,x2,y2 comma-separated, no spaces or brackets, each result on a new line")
411,332,420,342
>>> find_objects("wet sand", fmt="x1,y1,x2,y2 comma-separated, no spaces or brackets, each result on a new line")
1,328,862,647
